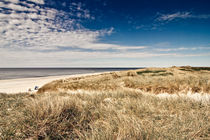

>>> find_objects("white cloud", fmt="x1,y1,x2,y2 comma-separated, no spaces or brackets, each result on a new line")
0,0,147,53
27,0,45,5
155,47,210,52
157,12,191,21
155,47,189,51
0,1,96,50
157,12,210,21
0,0,151,67
1,44,210,67
3,0,19,4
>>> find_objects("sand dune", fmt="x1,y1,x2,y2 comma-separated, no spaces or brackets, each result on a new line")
38,67,210,94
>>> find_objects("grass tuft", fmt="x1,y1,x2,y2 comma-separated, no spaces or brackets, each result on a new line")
136,70,166,75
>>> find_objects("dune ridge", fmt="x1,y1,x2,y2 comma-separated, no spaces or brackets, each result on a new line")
39,66,210,94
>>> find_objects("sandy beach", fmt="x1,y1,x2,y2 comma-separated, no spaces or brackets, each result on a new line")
0,72,103,94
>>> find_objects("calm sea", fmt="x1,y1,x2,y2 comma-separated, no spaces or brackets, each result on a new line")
0,68,141,80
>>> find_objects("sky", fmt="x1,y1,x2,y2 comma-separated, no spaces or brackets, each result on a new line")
0,0,210,67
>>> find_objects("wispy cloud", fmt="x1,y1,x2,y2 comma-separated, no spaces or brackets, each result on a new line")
0,0,152,67
157,12,191,21
1,46,210,67
157,12,210,22
0,0,146,52
155,47,210,52
0,0,99,50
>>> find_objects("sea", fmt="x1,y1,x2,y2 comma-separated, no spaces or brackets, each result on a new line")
0,68,141,80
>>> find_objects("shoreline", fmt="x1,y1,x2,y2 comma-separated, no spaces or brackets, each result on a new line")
0,72,106,94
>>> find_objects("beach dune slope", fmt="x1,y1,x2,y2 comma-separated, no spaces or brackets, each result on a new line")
38,66,210,94
0,73,102,94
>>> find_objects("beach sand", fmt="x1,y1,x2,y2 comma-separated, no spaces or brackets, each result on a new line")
0,72,103,94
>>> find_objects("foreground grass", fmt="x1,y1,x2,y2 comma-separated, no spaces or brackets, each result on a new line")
0,90,209,139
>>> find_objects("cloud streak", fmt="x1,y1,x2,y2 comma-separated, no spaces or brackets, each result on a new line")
157,12,210,22
155,47,210,52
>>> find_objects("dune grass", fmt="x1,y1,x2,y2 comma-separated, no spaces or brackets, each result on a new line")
180,66,210,72
38,66,210,94
136,70,166,75
1,66,210,139
0,90,209,139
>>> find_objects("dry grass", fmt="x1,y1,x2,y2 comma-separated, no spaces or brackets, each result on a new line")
1,66,210,139
0,90,210,139
38,66,210,94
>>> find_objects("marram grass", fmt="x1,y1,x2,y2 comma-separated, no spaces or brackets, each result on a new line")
0,66,210,139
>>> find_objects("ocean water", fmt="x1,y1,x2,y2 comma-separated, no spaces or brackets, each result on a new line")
0,68,141,80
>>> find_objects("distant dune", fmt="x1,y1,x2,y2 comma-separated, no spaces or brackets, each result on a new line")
39,66,210,95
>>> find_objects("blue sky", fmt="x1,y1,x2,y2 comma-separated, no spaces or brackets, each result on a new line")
0,0,210,67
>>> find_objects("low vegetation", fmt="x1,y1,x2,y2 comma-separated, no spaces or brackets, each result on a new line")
180,66,210,72
0,66,210,139
38,66,210,94
136,70,166,75
1,90,210,139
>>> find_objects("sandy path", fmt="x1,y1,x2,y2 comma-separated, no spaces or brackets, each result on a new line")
0,72,103,94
